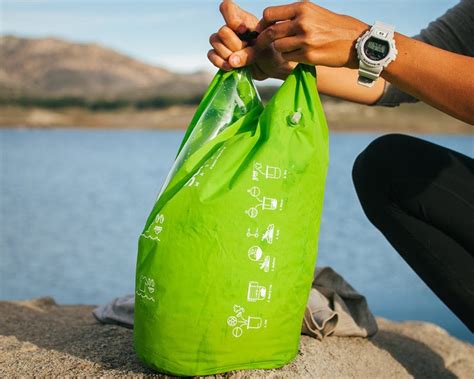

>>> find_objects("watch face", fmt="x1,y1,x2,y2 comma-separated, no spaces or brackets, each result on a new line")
364,37,390,61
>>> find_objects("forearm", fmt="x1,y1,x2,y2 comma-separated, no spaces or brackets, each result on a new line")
315,66,385,105
383,33,474,124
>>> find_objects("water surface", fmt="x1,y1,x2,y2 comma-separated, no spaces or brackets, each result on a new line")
1,129,472,343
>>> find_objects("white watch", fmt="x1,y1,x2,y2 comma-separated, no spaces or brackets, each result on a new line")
355,21,398,87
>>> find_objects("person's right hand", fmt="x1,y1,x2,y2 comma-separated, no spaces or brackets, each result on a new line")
208,1,296,80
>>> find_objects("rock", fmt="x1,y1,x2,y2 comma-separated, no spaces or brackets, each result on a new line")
0,298,473,378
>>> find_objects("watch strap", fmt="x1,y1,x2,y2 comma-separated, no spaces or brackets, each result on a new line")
358,62,383,87
372,21,395,39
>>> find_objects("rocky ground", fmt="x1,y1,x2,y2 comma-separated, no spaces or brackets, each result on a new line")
0,297,473,378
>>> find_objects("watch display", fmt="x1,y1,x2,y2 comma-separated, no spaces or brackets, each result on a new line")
364,37,390,61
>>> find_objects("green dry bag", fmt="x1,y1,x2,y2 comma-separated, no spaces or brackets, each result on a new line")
134,64,329,376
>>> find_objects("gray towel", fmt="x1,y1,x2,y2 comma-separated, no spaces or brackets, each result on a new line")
93,266,378,339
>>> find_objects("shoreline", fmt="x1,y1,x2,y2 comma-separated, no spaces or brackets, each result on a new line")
1,297,473,377
1,102,472,134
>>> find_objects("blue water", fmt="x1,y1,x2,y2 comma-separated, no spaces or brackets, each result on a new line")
1,129,472,343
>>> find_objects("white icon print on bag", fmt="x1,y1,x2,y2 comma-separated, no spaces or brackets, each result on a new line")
185,147,227,188
247,281,272,302
246,228,259,238
186,165,206,187
227,304,267,338
136,275,155,302
141,213,165,241
262,224,279,244
252,162,288,181
245,186,283,218
248,246,276,272
246,224,280,245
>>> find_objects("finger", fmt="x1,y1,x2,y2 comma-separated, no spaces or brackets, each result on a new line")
273,36,302,54
209,33,233,59
281,49,311,64
217,25,246,52
220,0,245,32
257,20,296,46
257,4,299,32
207,49,232,70
251,64,268,81
228,46,256,68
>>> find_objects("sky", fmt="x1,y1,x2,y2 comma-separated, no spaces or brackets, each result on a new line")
1,0,459,73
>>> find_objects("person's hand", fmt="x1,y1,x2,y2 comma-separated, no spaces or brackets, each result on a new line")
208,1,258,71
256,2,368,69
208,1,295,80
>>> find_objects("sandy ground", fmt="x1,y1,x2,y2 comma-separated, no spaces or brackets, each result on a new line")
0,102,472,134
0,297,473,378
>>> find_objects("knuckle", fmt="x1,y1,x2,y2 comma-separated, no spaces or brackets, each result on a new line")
266,26,277,40
296,17,310,34
303,50,312,61
296,1,310,13
273,39,283,52
300,36,311,47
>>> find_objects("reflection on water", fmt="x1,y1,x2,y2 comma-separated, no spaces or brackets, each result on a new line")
0,129,472,343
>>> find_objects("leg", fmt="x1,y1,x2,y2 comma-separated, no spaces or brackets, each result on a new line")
352,134,474,331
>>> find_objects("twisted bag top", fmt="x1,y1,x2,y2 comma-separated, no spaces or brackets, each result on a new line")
134,64,329,376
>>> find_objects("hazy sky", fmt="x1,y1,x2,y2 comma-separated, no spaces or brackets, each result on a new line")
1,0,459,72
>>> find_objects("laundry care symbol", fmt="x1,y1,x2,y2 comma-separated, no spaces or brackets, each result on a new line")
227,304,267,338
136,275,155,302
245,186,283,218
141,213,165,241
246,224,280,245
247,281,272,302
252,162,288,182
248,246,276,273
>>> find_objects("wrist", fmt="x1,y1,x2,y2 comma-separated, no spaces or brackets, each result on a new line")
347,21,370,69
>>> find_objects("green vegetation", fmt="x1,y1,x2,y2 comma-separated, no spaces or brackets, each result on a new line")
0,95,204,110
0,86,283,111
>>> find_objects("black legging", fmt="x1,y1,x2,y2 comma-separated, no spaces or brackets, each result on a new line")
352,134,474,332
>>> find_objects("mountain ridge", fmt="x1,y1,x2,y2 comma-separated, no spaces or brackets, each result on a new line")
0,35,211,100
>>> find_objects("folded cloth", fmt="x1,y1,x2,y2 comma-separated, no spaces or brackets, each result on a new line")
301,267,378,339
93,293,134,329
93,266,378,339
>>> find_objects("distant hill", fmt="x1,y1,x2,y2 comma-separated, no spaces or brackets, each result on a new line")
0,35,211,101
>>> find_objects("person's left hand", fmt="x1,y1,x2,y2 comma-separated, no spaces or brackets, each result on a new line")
256,2,368,69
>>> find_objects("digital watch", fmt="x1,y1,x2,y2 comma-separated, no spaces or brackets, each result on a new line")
355,21,398,87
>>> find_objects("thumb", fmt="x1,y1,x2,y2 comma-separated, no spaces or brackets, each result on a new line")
228,46,256,68
220,1,255,32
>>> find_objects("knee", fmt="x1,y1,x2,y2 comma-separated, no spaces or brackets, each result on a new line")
352,134,402,189
352,134,407,222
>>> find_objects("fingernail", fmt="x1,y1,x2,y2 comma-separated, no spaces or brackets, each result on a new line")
230,55,241,66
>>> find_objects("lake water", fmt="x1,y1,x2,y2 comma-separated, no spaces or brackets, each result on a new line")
1,129,472,343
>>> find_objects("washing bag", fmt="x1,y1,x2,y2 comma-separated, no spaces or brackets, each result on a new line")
134,64,329,376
